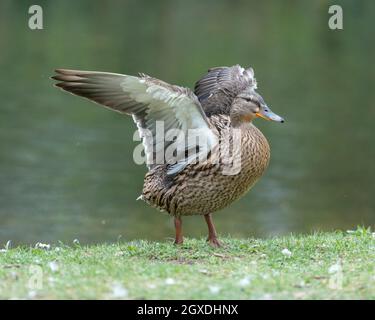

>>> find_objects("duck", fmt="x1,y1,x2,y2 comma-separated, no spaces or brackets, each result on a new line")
52,65,284,247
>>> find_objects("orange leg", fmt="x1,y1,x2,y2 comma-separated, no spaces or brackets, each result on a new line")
174,217,183,245
204,214,221,247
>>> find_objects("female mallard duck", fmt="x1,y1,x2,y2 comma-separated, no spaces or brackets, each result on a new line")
52,65,284,247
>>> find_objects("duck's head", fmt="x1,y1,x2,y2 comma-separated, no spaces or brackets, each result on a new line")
231,89,284,125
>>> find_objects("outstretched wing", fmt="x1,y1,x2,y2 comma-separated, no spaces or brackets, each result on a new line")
194,65,257,115
52,69,218,175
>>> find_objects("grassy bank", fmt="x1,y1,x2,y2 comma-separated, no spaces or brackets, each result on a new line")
0,229,374,299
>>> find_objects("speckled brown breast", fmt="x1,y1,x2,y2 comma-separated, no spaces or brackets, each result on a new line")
141,115,270,216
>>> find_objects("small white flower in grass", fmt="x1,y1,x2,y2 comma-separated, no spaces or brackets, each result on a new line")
35,242,50,250
209,285,221,294
281,248,292,257
147,283,157,289
165,278,176,285
239,277,251,287
111,283,128,298
115,251,125,257
0,249,7,253
199,269,209,274
328,262,342,274
48,261,59,272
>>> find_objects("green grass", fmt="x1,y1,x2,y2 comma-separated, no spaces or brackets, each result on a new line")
0,228,374,299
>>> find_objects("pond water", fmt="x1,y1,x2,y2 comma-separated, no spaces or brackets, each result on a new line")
0,1,374,245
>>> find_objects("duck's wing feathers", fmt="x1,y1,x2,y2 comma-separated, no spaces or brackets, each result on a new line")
194,65,257,115
53,69,218,175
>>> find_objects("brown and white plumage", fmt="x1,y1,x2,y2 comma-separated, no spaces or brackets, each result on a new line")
52,65,284,246
142,114,270,216
194,65,257,116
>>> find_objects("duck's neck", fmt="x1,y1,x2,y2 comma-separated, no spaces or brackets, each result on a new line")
230,113,255,128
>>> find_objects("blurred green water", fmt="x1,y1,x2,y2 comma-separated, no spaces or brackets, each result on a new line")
0,0,374,244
